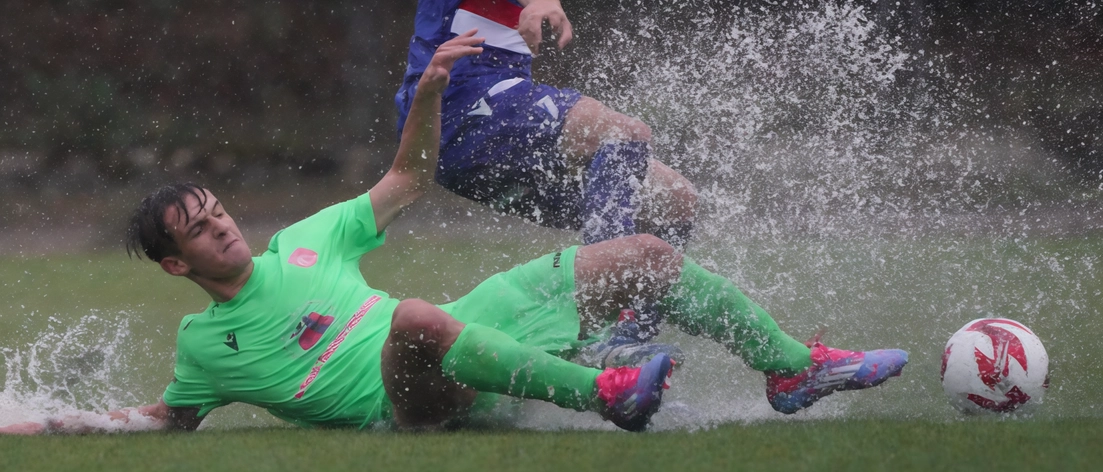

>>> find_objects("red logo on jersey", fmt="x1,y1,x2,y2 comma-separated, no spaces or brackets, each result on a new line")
295,312,335,350
289,248,318,267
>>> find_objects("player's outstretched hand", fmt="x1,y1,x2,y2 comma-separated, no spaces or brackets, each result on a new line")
0,421,46,435
518,0,572,55
420,29,484,95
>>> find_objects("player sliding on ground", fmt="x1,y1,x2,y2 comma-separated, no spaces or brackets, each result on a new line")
0,32,907,435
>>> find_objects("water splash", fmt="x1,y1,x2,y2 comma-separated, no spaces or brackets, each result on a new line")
542,0,1103,425
0,311,157,430
573,1,1085,241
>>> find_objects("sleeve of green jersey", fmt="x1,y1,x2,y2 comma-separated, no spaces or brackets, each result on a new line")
266,192,386,257
162,316,229,417
349,191,386,252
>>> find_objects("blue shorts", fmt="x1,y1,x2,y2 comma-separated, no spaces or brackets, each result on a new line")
435,76,585,230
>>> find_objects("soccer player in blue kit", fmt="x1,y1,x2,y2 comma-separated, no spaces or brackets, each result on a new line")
395,0,698,366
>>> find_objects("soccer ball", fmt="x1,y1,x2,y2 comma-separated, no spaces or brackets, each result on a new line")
940,318,1049,414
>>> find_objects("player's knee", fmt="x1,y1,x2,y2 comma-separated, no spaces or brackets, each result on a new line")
624,234,677,261
612,234,682,288
391,299,452,343
637,234,682,275
622,116,652,143
676,184,698,222
642,161,698,229
668,173,698,213
651,234,681,261
648,161,697,205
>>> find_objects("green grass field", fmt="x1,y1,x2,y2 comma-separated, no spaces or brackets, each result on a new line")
2,221,1102,471
1,420,1102,471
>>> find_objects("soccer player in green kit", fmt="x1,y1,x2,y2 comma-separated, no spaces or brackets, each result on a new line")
0,31,907,435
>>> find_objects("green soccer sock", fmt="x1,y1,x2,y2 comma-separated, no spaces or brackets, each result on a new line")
440,323,601,411
658,259,813,374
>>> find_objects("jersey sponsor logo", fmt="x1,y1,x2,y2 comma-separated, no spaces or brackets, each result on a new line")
468,98,492,116
536,95,559,120
487,77,524,97
289,248,318,268
290,312,336,351
224,332,239,351
293,295,382,400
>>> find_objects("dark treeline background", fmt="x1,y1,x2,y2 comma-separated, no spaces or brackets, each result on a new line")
0,1,1101,236
0,0,412,191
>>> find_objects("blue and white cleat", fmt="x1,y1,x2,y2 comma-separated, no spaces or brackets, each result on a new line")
578,310,685,369
766,341,908,414
595,353,675,432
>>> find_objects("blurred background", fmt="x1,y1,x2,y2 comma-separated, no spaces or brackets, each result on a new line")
1,0,1101,254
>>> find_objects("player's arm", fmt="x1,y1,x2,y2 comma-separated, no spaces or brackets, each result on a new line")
517,0,573,55
368,30,484,233
0,399,203,435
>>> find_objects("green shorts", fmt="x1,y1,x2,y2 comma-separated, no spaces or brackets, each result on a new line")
365,247,586,428
438,245,584,355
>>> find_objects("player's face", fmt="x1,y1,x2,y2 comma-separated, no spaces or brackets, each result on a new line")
163,189,252,279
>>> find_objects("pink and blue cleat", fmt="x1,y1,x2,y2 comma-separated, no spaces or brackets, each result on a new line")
595,353,675,431
766,340,908,414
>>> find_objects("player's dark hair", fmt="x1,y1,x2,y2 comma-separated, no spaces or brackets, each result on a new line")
125,183,209,262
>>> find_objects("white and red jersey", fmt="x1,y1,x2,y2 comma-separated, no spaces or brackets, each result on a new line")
397,0,535,131
449,0,531,55
406,0,531,68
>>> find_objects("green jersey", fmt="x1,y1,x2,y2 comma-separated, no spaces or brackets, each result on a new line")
162,192,400,428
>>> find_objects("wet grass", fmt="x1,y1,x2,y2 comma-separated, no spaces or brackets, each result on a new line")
2,230,1102,469
1,419,1101,471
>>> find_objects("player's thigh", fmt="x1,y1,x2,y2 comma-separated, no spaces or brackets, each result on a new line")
560,97,653,164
